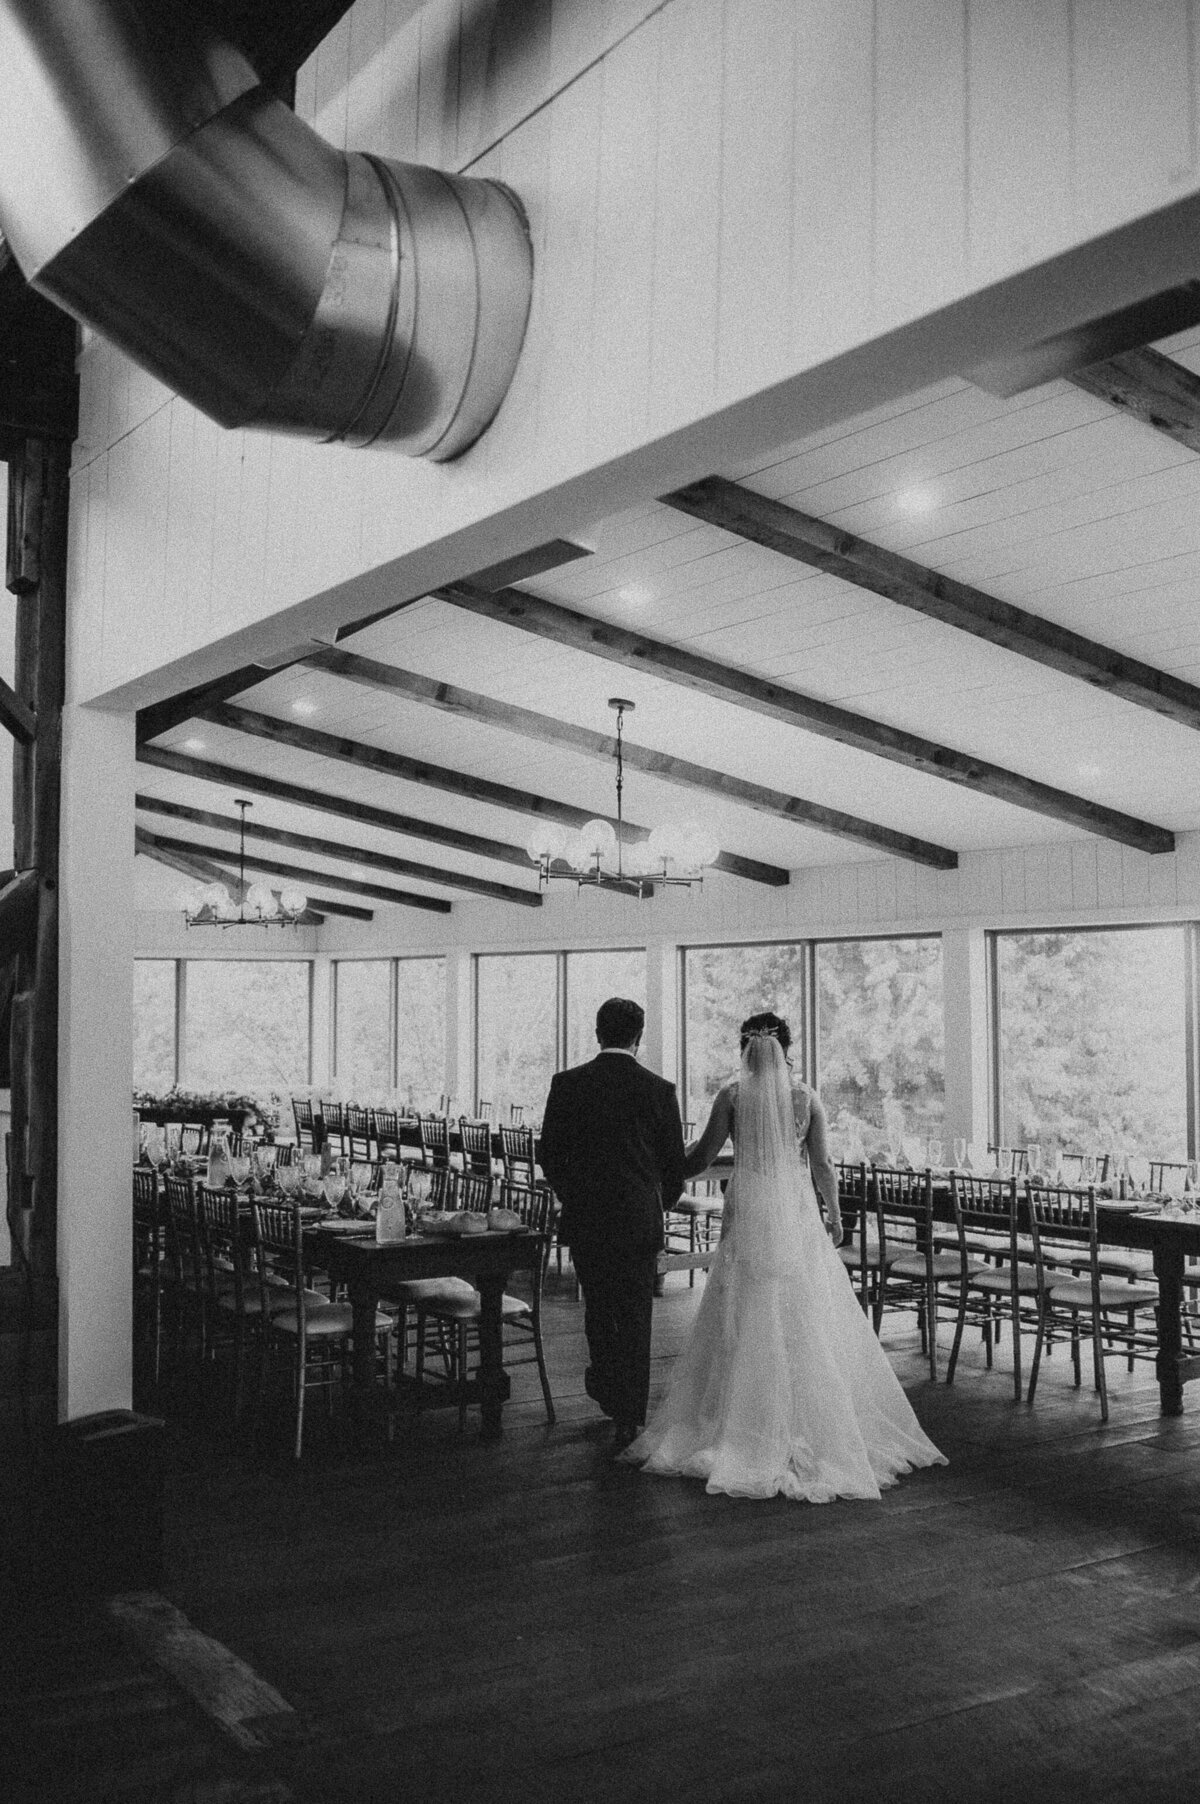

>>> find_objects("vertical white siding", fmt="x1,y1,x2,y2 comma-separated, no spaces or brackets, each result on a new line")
70,0,1200,701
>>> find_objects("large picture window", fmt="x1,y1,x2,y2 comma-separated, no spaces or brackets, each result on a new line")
682,943,808,1134
184,960,311,1097
395,958,446,1111
133,959,177,1091
994,926,1187,1161
565,949,646,1068
334,960,392,1097
815,936,944,1160
475,954,558,1120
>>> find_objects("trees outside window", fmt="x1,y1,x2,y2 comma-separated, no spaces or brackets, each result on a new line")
565,949,646,1067
815,937,944,1160
682,943,807,1134
334,961,391,1097
184,961,310,1097
395,958,445,1111
133,960,176,1091
476,954,557,1120
996,927,1187,1160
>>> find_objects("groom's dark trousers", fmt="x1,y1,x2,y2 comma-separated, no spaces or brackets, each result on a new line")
540,1050,686,1429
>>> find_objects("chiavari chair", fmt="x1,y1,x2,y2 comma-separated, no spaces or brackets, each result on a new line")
321,1100,347,1159
418,1111,453,1171
372,1108,401,1160
291,1095,315,1151
946,1173,1037,1400
834,1160,882,1318
345,1105,374,1163
252,1198,389,1460
1024,1183,1158,1421
198,1184,260,1421
458,1117,496,1179
872,1165,966,1379
1149,1159,1188,1193
132,1167,165,1387
500,1124,537,1188
163,1171,207,1365
412,1179,556,1431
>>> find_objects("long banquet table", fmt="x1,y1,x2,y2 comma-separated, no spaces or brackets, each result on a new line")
305,1221,542,1440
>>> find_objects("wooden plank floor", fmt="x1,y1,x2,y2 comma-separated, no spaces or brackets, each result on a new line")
9,1271,1200,1801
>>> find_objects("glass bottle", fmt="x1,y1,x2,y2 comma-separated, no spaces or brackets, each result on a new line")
207,1129,232,1190
376,1157,406,1242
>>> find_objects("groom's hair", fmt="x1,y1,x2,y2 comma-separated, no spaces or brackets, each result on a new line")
739,1011,792,1054
596,997,644,1048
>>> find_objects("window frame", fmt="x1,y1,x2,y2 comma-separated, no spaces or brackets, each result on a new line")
986,920,1199,1160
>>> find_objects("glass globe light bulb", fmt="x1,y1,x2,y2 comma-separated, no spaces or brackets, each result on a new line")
246,882,275,916
579,818,617,859
280,889,308,916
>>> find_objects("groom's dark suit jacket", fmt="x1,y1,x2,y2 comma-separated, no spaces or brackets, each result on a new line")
539,1052,687,1252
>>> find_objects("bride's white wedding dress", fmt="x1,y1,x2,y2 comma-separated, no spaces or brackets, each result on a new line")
627,1037,946,1503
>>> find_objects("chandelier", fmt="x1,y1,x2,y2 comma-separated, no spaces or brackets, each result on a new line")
176,799,308,928
525,700,720,897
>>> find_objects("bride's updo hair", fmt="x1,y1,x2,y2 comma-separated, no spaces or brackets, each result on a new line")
739,1011,791,1055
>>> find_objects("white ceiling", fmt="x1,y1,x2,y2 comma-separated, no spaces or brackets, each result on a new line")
135,326,1200,916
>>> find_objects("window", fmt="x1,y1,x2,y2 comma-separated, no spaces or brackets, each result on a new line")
184,960,310,1098
682,943,808,1135
334,961,392,1097
565,949,646,1067
476,954,558,1120
133,959,176,1091
994,926,1187,1161
815,937,944,1161
395,958,446,1111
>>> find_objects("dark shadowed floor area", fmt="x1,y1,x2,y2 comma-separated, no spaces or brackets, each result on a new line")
6,1274,1200,1803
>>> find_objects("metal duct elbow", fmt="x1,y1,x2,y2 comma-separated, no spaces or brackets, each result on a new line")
0,1,532,459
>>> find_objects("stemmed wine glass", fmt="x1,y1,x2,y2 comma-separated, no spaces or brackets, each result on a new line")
952,1137,967,1171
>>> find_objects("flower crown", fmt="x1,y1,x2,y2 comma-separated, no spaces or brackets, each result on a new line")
743,1026,779,1040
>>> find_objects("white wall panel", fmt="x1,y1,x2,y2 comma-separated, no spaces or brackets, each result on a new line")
68,0,1200,709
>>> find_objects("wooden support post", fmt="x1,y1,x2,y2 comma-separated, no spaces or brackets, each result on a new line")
4,436,68,1357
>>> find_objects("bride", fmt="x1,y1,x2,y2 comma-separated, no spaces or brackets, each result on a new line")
625,1012,946,1502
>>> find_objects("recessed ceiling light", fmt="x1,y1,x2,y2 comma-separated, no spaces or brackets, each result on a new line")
291,697,318,716
895,486,939,516
1077,761,1106,780
618,584,654,607
182,737,205,751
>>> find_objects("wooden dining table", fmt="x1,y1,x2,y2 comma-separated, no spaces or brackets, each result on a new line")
304,1221,542,1439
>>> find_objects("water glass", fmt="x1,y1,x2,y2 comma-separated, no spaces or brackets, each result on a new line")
1026,1144,1042,1180
926,1138,943,1170
952,1137,967,1170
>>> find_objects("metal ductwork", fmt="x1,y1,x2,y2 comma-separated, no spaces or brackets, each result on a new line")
0,1,533,459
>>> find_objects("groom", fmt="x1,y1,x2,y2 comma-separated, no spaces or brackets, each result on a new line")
540,996,687,1454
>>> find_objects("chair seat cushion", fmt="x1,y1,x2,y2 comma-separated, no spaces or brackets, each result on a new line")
958,1264,1041,1295
385,1277,478,1305
419,1290,530,1322
839,1243,889,1270
272,1301,390,1336
671,1197,724,1218
888,1251,967,1282
1071,1255,1152,1280
1045,1276,1159,1310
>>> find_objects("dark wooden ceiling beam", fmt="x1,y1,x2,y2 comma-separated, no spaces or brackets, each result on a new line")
139,823,442,914
663,475,1200,740
200,702,790,888
136,663,270,746
136,742,541,872
433,580,1174,857
1068,345,1200,455
333,537,592,642
136,793,542,908
304,646,958,870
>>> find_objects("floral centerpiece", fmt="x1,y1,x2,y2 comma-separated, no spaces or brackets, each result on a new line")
133,1087,267,1131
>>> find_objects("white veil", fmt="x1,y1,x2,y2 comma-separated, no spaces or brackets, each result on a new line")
729,1033,807,1276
